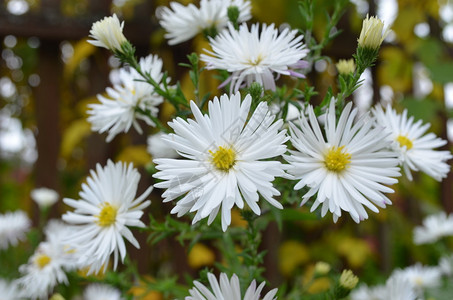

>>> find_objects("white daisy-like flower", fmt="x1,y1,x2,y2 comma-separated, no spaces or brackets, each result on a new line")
350,284,385,300
62,160,152,274
201,23,309,93
88,14,128,53
186,272,278,300
438,254,453,276
383,274,418,300
157,0,252,45
153,92,288,231
88,54,165,142
30,187,59,208
392,263,442,292
413,211,453,245
0,210,30,250
147,132,179,159
84,283,123,300
373,105,452,181
285,100,401,223
0,279,22,300
16,221,78,300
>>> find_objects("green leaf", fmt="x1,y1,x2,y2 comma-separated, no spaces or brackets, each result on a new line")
400,97,441,123
426,61,453,84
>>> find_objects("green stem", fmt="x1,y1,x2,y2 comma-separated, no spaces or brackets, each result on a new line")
135,107,169,133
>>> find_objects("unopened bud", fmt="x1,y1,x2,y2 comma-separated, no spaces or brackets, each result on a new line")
339,269,358,290
336,59,356,75
314,261,331,275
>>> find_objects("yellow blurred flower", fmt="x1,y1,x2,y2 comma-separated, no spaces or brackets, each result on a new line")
336,237,372,268
231,209,248,228
308,277,331,294
278,240,309,276
77,263,108,279
129,276,163,300
188,243,215,269
302,264,331,294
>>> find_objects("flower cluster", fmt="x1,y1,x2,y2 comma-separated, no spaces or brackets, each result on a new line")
2,2,451,299
16,221,78,299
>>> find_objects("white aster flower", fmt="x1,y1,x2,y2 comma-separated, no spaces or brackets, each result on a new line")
147,132,179,159
201,23,309,92
373,105,452,181
438,254,453,276
0,279,22,300
88,14,128,53
186,272,278,300
31,187,59,208
88,54,165,142
357,14,389,50
0,210,30,250
84,283,123,300
16,221,78,300
157,0,251,45
285,101,401,223
413,211,453,245
153,92,288,231
392,263,442,293
62,160,152,274
383,274,418,300
350,284,385,300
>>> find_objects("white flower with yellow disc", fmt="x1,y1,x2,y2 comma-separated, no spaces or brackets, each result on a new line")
372,105,452,181
153,92,288,231
62,160,152,274
16,221,78,299
285,101,401,223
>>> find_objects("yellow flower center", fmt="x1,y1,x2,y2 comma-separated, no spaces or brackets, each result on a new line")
324,146,351,172
396,135,413,150
96,203,118,227
209,146,236,171
35,254,51,269
414,277,424,286
246,54,263,66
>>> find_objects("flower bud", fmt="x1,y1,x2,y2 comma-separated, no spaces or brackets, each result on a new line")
88,14,128,54
339,269,359,290
49,294,65,300
333,269,359,299
31,187,59,208
358,14,389,50
336,59,356,75
314,261,331,276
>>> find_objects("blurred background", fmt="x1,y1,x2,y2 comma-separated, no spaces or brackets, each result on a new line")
0,0,452,294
